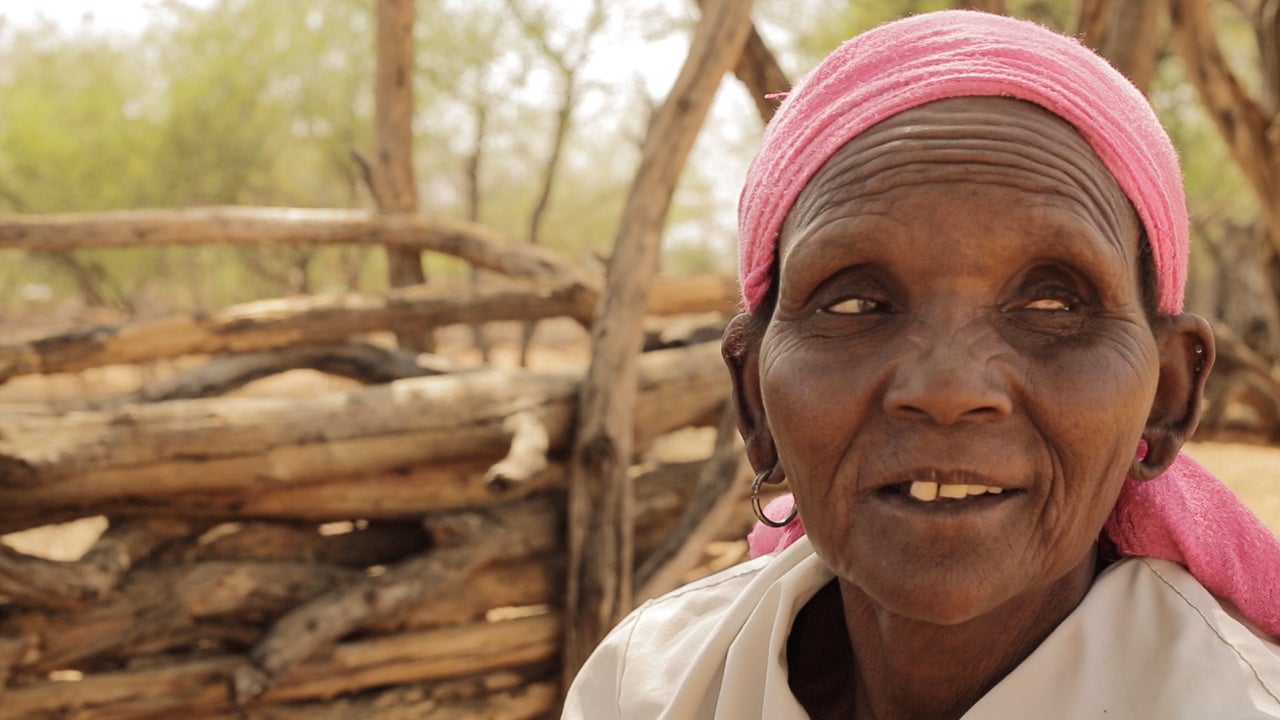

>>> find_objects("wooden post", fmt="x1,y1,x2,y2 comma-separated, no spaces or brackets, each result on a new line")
373,0,432,352
561,0,754,685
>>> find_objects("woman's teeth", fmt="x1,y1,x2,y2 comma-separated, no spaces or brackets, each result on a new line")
907,481,1004,502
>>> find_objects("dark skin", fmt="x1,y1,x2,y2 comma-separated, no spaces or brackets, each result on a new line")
723,98,1215,720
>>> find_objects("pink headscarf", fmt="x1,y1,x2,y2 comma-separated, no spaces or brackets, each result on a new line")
738,9,1186,314
740,10,1279,638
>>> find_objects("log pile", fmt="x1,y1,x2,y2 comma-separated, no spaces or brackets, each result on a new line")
0,2,787,714
0,331,762,718
0,179,757,719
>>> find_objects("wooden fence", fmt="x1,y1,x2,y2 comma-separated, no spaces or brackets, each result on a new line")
0,207,765,718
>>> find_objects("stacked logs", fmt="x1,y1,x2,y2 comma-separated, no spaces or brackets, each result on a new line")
0,331,759,718
0,204,756,720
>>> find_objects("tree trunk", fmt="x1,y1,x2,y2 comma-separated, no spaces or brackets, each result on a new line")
0,207,589,283
562,0,754,685
1077,0,1162,92
373,0,432,352
1168,0,1280,362
1168,0,1280,235
695,0,790,124
0,274,735,384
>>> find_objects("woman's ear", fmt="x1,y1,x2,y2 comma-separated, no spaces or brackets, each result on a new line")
1133,313,1215,480
723,312,778,474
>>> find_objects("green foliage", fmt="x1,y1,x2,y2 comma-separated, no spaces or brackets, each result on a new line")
0,0,1266,322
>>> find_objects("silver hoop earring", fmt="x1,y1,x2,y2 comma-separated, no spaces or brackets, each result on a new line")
751,467,797,528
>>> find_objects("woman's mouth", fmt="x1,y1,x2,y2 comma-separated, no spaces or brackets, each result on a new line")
905,481,1005,502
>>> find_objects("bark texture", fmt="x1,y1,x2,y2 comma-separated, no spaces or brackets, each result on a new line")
562,0,755,683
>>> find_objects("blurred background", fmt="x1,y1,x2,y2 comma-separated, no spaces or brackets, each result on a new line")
0,1,1277,717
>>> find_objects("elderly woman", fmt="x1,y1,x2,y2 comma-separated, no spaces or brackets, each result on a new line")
563,10,1280,719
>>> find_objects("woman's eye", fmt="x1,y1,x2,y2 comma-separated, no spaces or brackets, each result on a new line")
1023,297,1073,311
822,297,884,315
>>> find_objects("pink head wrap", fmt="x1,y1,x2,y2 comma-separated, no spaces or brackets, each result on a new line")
738,9,1187,314
740,11,1280,639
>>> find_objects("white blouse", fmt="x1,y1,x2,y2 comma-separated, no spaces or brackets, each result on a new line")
563,536,1280,719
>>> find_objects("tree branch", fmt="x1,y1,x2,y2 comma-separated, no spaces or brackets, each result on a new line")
1168,0,1279,229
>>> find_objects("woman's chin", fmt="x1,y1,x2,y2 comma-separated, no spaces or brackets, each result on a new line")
827,544,1097,632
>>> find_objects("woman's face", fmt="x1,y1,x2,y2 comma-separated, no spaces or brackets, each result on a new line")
759,97,1159,623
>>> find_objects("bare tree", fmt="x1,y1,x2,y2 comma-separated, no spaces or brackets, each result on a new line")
1168,0,1280,360
505,0,608,366
465,89,495,363
562,0,755,685
370,0,433,352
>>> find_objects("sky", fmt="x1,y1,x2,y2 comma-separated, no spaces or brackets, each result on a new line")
2,1,169,34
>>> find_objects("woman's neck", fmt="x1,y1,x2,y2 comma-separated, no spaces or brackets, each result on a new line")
789,553,1098,720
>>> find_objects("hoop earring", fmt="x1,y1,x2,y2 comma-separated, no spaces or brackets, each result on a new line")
751,467,797,528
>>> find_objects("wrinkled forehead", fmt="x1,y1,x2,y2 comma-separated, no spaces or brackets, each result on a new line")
779,97,1138,256
737,11,1188,315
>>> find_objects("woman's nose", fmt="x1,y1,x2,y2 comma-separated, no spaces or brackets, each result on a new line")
883,333,1013,425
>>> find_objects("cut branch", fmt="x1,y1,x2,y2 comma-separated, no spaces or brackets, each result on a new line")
0,614,561,719
0,207,588,283
485,411,550,489
0,343,727,531
634,404,745,601
0,517,196,610
1168,0,1280,231
0,274,736,383
564,0,754,683
80,342,445,410
695,0,790,124
232,496,560,702
0,278,596,383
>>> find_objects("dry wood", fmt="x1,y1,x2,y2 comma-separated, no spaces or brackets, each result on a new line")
648,274,740,316
0,275,736,383
0,614,560,719
1262,0,1280,112
232,495,563,701
373,0,435,353
0,279,595,383
737,22,790,122
423,680,558,720
1,559,359,676
693,0,790,125
4,556,551,680
0,518,195,610
386,557,561,630
24,462,563,531
1201,322,1280,439
635,404,746,601
176,521,430,568
0,635,24,698
79,342,442,411
203,676,558,720
0,343,725,532
485,410,551,489
0,207,587,282
1168,0,1280,233
564,0,754,682
644,312,729,351
0,465,707,676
